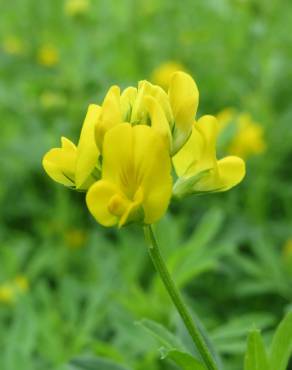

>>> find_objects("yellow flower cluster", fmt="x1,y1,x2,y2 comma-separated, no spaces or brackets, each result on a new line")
37,44,59,67
217,108,266,159
2,35,25,56
0,275,29,304
43,72,245,227
64,0,90,17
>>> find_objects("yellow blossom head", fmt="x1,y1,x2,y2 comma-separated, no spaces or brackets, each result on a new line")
37,44,59,67
0,284,15,304
94,71,198,155
283,239,292,258
14,275,29,292
2,35,25,55
229,113,266,158
40,91,67,110
64,228,87,249
65,0,90,16
86,123,172,227
43,73,246,229
0,275,29,304
151,61,186,90
173,115,245,197
217,109,266,159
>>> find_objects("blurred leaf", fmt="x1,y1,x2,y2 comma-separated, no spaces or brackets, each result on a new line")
270,311,292,370
211,313,275,342
137,318,184,350
244,330,269,370
69,356,131,370
138,319,209,369
162,349,206,370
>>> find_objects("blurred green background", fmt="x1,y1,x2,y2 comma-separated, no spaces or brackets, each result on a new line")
1,0,292,369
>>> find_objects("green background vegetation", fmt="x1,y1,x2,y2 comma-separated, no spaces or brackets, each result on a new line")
0,0,292,369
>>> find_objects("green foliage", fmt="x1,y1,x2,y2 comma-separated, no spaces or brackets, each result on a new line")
138,318,207,369
270,312,292,370
68,356,131,370
244,330,269,370
244,312,292,370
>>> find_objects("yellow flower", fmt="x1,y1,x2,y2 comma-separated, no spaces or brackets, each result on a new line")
216,107,237,132
0,284,15,304
2,35,25,55
283,239,292,258
37,44,59,67
0,276,29,304
86,123,172,227
43,73,245,228
40,91,67,110
229,113,266,158
65,0,90,16
14,275,29,292
64,228,87,249
217,109,266,159
42,104,101,190
173,115,245,197
151,61,186,90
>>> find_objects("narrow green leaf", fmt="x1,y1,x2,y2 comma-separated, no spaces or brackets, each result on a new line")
270,311,292,370
69,356,131,370
244,330,270,370
167,350,207,370
137,318,184,350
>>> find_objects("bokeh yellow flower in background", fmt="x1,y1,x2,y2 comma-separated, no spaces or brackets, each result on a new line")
0,284,14,304
37,44,59,67
216,108,237,131
151,61,186,90
2,35,25,55
40,91,67,110
283,239,292,258
282,239,292,274
65,0,90,17
64,228,88,249
14,275,29,292
0,275,29,304
217,109,266,159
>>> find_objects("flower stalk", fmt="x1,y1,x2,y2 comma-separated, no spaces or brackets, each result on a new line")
144,225,218,370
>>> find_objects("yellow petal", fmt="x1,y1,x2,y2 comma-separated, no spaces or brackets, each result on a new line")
216,156,246,191
169,71,199,153
102,123,134,189
144,95,171,150
185,156,245,193
120,87,137,121
173,115,218,178
42,137,77,186
131,81,173,127
86,180,120,227
173,115,245,196
75,104,101,189
149,84,174,125
130,80,153,124
102,123,172,224
95,86,122,150
195,115,218,171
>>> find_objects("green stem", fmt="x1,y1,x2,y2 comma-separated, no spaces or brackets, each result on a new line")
144,225,218,370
